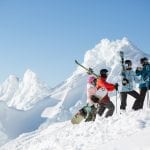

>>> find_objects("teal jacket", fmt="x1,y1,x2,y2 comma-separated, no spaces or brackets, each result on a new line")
120,69,139,92
136,63,150,90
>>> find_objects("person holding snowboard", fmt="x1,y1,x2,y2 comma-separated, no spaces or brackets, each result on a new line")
96,69,118,118
135,57,150,109
119,59,141,112
71,75,99,124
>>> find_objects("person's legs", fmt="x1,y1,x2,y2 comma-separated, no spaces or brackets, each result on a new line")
120,92,127,110
98,104,106,116
139,88,147,109
127,90,141,110
104,101,115,117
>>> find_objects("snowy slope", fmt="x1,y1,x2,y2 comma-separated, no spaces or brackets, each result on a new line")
1,102,150,150
0,37,150,149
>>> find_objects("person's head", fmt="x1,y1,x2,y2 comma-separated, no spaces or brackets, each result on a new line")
87,76,97,86
125,60,132,69
100,69,109,78
140,57,149,66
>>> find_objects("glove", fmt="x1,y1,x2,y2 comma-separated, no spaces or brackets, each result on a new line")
136,67,142,74
136,67,142,71
114,83,119,91
91,95,99,103
122,78,129,86
121,71,126,76
87,68,93,75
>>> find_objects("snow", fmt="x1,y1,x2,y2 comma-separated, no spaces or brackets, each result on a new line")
1,107,150,150
0,75,19,103
0,122,8,146
0,98,58,139
0,69,51,110
0,37,150,150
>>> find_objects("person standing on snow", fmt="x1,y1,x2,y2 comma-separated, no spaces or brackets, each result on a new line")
135,57,150,109
119,60,141,112
96,69,118,118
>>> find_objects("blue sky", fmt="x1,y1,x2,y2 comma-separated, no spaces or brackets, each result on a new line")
0,0,150,87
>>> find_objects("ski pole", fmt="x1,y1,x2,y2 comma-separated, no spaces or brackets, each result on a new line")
147,90,149,108
116,90,118,113
146,80,150,108
147,83,150,108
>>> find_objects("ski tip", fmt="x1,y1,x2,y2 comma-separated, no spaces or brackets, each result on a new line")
75,60,78,63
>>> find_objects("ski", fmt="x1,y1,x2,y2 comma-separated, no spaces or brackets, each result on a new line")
119,51,125,71
119,51,129,86
75,60,99,78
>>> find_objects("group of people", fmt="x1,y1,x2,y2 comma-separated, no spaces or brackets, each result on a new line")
76,57,150,122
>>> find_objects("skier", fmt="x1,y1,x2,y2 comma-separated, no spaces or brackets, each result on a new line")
71,75,99,124
96,69,118,118
119,59,141,112
135,57,150,109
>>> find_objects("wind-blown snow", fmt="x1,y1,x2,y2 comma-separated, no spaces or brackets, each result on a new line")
0,37,150,149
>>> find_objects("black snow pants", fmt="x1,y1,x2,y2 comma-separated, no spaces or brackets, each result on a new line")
98,101,115,118
120,90,140,110
133,87,150,110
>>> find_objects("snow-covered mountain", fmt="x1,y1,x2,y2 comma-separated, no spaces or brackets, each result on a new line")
0,37,150,149
0,69,51,110
0,70,57,145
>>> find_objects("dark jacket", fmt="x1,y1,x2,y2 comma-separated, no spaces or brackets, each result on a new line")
136,63,150,90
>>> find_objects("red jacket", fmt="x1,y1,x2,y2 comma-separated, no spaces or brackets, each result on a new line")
96,76,115,104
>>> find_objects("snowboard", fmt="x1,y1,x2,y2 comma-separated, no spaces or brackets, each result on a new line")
71,112,85,124
71,105,97,124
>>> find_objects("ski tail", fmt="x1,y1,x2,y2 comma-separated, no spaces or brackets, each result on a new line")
75,60,89,71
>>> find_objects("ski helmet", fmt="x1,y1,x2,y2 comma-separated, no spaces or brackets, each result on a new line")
140,57,148,65
125,60,132,66
100,69,108,78
87,76,96,84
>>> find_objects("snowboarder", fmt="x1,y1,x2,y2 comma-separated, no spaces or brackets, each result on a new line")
135,57,150,109
119,59,141,112
71,76,98,124
96,69,118,117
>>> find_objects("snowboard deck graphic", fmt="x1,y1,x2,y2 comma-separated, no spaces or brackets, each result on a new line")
71,113,85,124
